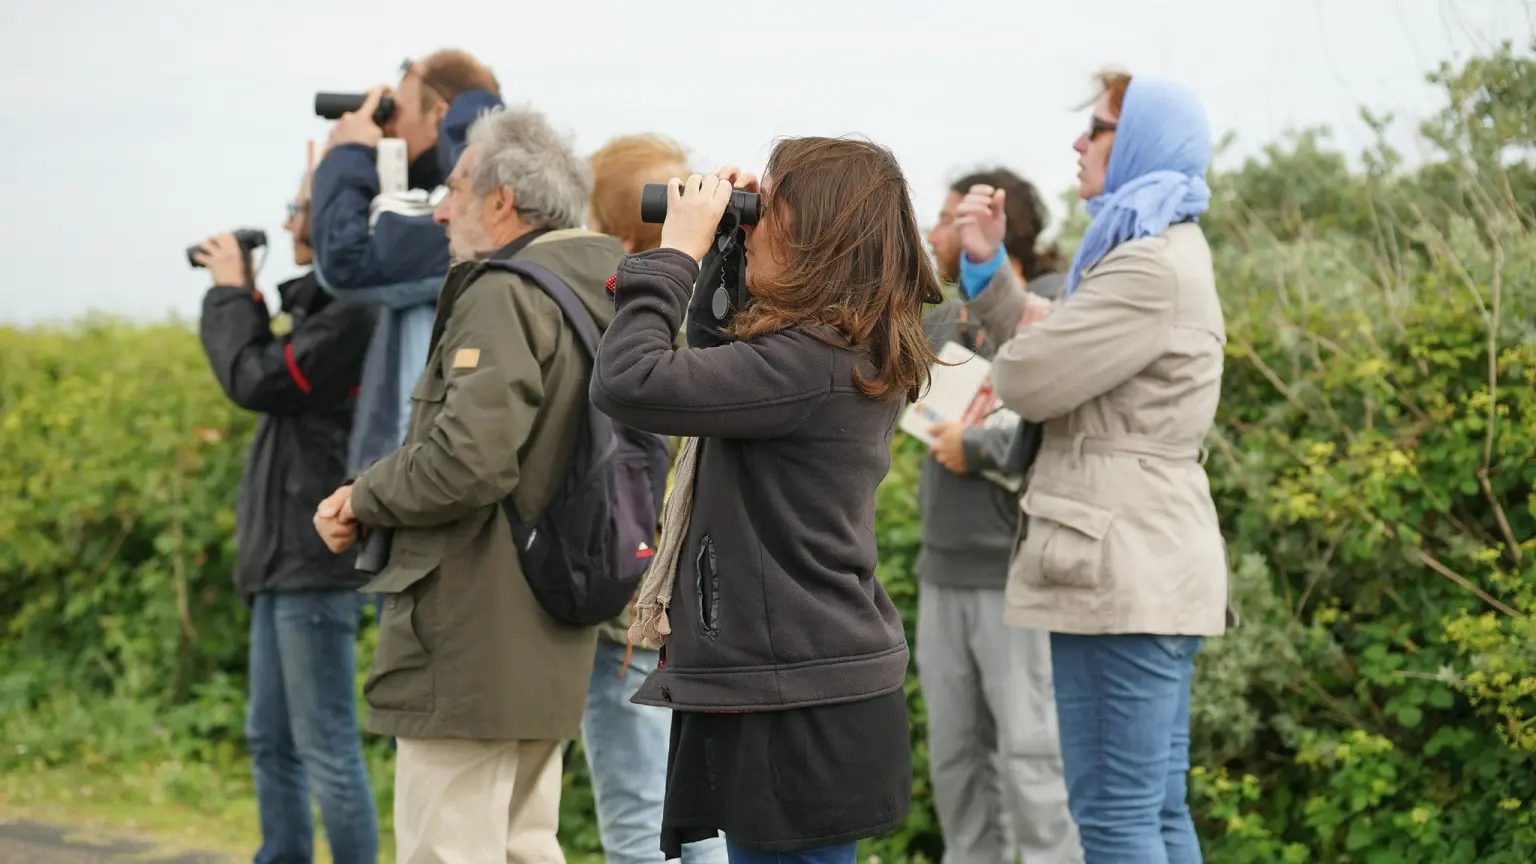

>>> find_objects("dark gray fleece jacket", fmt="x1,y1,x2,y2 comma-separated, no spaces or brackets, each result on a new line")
916,272,1064,589
589,247,909,712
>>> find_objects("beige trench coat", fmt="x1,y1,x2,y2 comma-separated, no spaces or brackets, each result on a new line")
966,223,1233,637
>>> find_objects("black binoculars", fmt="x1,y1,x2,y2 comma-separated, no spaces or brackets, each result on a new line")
186,228,267,269
639,183,759,228
314,92,395,128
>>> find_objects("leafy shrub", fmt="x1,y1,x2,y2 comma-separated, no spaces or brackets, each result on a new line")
0,316,254,719
2,39,1534,864
1183,38,1536,863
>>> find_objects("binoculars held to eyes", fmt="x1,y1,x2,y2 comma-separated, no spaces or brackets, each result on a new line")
315,92,396,128
635,183,756,330
186,228,267,269
639,183,760,228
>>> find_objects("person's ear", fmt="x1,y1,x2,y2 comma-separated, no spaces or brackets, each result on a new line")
432,98,451,126
494,188,517,223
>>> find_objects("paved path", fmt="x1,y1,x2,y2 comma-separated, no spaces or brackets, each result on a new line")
0,820,226,863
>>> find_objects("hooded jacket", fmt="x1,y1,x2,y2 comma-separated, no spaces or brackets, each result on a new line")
309,88,504,473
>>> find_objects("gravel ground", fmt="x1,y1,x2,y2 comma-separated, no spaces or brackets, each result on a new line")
0,820,227,863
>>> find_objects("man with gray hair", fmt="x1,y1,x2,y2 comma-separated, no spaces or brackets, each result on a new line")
311,103,627,861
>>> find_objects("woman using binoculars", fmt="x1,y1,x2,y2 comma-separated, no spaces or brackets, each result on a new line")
591,138,943,864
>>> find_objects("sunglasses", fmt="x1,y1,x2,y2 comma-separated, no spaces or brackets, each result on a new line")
1088,115,1118,140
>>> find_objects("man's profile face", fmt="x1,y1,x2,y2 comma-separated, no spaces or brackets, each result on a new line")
434,144,493,260
926,190,963,283
392,73,440,163
285,176,313,267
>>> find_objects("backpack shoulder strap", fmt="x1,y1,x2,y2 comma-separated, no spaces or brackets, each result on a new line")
479,258,600,360
475,259,612,528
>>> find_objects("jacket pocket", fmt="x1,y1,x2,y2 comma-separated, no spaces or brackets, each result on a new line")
358,549,438,713
695,534,720,640
1020,488,1114,590
404,371,447,440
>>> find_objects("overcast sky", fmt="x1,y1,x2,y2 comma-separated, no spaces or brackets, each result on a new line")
0,0,1528,325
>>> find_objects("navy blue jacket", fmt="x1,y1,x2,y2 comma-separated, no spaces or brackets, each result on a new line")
309,88,504,472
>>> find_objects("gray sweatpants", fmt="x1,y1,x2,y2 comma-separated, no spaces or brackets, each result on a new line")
916,583,1082,864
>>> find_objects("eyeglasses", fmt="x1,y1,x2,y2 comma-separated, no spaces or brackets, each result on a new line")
1088,115,1118,140
286,200,309,220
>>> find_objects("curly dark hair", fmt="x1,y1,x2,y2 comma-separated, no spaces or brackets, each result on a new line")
950,168,1058,279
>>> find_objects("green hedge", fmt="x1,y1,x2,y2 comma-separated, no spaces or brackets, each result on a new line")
3,40,1534,863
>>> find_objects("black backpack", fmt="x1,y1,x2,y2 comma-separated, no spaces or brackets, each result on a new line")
476,258,673,627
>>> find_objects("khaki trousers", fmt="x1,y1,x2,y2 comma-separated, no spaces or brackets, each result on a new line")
394,738,564,864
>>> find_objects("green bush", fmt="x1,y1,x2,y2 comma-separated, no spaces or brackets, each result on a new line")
1182,39,1536,863
3,40,1534,863
0,317,254,722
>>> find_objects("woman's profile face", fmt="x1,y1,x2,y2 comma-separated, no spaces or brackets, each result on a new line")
743,177,787,294
1073,91,1119,199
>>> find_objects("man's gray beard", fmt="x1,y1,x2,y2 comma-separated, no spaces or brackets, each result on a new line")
448,238,496,263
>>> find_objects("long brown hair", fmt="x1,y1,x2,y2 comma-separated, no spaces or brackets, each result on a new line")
728,136,943,403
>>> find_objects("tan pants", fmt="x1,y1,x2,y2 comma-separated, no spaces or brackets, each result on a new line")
394,738,564,864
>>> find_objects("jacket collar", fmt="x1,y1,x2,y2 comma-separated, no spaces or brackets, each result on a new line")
276,270,328,315
489,227,553,262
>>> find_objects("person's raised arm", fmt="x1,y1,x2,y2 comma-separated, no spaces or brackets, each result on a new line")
951,182,1032,347
591,247,831,439
591,172,833,439
309,148,451,299
984,248,1176,422
194,236,374,415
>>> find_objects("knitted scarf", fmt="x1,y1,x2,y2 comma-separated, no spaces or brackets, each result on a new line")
628,435,699,648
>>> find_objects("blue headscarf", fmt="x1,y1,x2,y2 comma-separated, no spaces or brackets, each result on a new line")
1063,76,1212,296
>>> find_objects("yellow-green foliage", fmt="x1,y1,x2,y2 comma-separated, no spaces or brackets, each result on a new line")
0,317,254,703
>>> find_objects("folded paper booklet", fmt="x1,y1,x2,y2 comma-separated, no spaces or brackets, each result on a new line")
899,341,1024,493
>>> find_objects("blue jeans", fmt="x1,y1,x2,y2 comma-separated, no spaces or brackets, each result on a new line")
582,640,727,864
724,839,856,864
247,590,378,864
1050,633,1202,864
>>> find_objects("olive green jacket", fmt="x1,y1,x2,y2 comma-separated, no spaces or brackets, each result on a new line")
350,229,625,741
